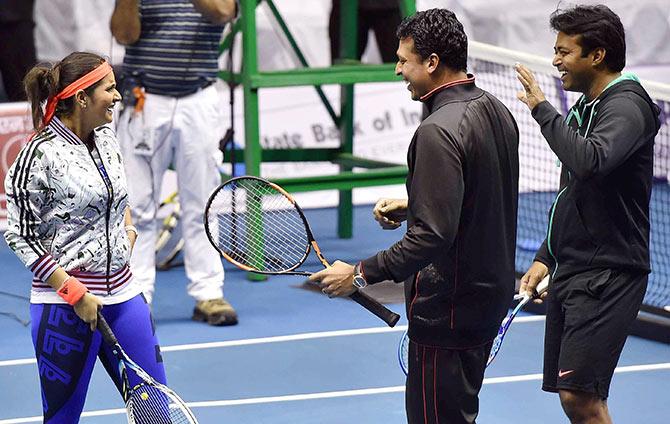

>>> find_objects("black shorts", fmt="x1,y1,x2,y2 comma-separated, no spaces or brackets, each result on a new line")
543,268,647,399
405,339,491,424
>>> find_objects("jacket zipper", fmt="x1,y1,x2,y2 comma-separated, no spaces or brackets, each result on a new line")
88,146,114,294
408,271,421,320
548,100,598,278
547,186,567,278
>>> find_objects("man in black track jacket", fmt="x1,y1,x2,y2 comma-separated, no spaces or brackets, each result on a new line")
516,5,661,424
310,9,519,424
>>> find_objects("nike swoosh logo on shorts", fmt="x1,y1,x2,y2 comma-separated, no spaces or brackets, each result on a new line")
558,369,575,378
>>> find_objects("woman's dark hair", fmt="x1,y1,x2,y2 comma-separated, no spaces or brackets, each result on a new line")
396,8,467,72
23,52,106,130
550,4,626,72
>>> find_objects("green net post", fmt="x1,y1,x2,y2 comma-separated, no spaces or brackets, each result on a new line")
240,0,266,281
336,0,358,239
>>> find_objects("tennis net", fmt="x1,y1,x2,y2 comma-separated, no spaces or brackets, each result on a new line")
468,41,670,314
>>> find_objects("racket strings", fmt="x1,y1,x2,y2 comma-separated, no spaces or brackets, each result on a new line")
265,207,310,242
208,180,310,272
486,298,529,366
399,331,410,376
127,383,193,424
240,205,307,252
223,202,306,266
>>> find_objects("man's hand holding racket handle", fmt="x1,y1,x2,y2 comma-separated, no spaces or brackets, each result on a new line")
309,260,358,298
373,198,408,230
308,261,401,327
520,261,550,303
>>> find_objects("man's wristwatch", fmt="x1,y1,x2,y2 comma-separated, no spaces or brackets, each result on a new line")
352,262,367,289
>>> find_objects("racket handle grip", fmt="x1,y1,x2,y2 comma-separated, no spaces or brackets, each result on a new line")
350,290,401,327
536,275,550,294
97,313,119,346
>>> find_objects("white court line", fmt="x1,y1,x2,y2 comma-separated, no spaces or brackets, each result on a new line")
1,362,668,424
0,316,547,368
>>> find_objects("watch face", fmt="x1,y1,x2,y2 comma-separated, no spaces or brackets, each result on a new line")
353,275,367,289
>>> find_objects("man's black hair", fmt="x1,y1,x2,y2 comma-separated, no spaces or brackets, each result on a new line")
550,4,626,72
396,8,467,72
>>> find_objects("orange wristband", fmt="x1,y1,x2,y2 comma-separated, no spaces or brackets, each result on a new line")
56,277,88,305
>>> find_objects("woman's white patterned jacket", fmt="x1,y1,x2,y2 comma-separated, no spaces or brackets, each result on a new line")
4,118,140,304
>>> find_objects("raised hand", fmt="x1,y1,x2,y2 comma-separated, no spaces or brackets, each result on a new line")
515,63,547,111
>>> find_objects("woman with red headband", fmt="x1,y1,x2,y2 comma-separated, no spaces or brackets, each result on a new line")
4,52,167,423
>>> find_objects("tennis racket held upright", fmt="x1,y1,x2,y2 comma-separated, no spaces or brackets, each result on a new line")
204,176,400,327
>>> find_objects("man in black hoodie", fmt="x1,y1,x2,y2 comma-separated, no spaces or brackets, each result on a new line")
310,9,519,424
516,5,661,424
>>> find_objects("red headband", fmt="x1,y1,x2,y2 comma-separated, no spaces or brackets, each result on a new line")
42,61,113,127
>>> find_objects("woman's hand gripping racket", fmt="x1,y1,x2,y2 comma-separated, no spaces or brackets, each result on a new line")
204,176,400,327
397,275,550,375
97,314,198,423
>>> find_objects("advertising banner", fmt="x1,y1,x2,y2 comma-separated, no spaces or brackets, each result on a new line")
0,103,32,230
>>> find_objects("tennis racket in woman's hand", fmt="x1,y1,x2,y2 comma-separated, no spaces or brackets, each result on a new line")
97,313,198,423
204,176,400,327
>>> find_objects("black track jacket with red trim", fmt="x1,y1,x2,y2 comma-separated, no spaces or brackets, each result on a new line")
360,77,520,348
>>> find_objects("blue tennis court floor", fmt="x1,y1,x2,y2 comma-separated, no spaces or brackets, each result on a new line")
1,206,668,423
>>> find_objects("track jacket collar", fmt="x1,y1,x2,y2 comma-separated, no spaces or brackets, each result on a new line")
420,74,477,113
565,73,654,135
49,116,86,146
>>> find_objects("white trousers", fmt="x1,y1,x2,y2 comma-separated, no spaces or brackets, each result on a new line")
117,85,224,303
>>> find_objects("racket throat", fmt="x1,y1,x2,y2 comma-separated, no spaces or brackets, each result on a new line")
311,241,330,267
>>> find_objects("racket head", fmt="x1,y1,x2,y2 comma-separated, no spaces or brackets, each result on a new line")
486,301,526,366
156,192,180,249
486,275,551,366
156,192,184,270
205,176,314,274
126,380,198,424
97,315,199,423
156,238,184,270
398,330,409,376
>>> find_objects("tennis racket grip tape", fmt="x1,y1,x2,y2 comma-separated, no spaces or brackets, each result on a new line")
97,313,120,346
350,290,401,327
